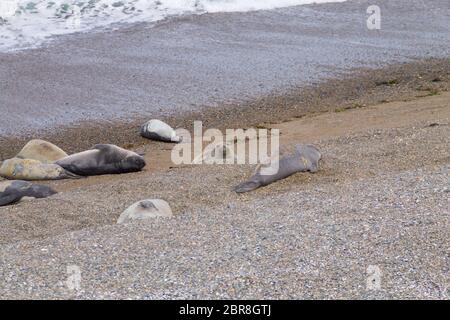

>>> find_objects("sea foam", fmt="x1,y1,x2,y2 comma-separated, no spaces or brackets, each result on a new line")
0,0,346,51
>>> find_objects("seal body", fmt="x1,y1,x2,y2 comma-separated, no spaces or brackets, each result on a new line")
140,119,181,142
0,158,80,180
56,144,146,176
193,142,236,164
117,199,173,224
234,144,321,193
16,139,68,163
0,180,57,206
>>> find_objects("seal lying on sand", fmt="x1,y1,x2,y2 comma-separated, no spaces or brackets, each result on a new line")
56,144,146,176
0,180,57,206
0,158,80,180
193,142,236,164
140,119,181,142
16,139,68,163
117,199,173,224
234,144,321,193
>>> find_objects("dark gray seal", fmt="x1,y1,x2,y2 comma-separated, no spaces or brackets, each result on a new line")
234,144,321,193
56,144,146,176
0,180,57,206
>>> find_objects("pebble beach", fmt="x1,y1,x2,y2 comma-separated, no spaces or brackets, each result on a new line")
0,0,449,299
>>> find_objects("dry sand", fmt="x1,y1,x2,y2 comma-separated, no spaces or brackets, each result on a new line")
0,86,448,299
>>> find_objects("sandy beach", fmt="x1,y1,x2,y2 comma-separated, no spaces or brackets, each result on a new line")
0,79,449,298
0,0,449,300
1,0,449,138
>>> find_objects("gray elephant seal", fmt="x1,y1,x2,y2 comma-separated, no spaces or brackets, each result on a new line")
16,139,68,163
234,144,321,193
117,199,173,224
140,119,181,142
0,158,80,180
56,144,146,176
0,180,57,206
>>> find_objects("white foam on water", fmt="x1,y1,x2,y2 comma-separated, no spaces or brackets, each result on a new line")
0,0,346,51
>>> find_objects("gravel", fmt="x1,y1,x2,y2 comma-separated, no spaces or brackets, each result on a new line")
0,116,448,299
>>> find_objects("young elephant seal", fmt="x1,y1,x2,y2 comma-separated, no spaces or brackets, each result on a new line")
234,144,321,193
56,144,146,176
0,158,80,181
0,180,57,206
117,199,173,224
140,119,181,142
16,139,68,163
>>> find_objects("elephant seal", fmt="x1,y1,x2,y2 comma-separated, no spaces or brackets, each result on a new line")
234,144,321,193
193,142,236,164
0,180,57,206
140,119,181,143
0,158,80,181
16,139,68,163
56,144,146,176
117,199,173,224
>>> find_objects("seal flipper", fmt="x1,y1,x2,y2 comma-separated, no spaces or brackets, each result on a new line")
92,144,115,154
0,193,22,206
57,163,91,177
27,185,57,198
60,169,84,179
234,180,262,193
92,144,125,163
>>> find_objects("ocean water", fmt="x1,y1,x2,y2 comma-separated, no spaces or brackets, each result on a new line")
0,0,449,137
0,0,346,51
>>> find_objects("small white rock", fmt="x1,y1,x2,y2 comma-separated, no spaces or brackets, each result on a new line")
117,199,173,224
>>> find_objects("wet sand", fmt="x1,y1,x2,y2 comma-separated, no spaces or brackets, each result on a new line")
1,0,449,138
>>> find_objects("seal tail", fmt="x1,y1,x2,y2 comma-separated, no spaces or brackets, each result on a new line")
233,180,262,193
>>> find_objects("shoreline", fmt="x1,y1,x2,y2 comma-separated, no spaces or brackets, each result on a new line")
1,0,449,140
0,77,448,298
1,58,449,161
